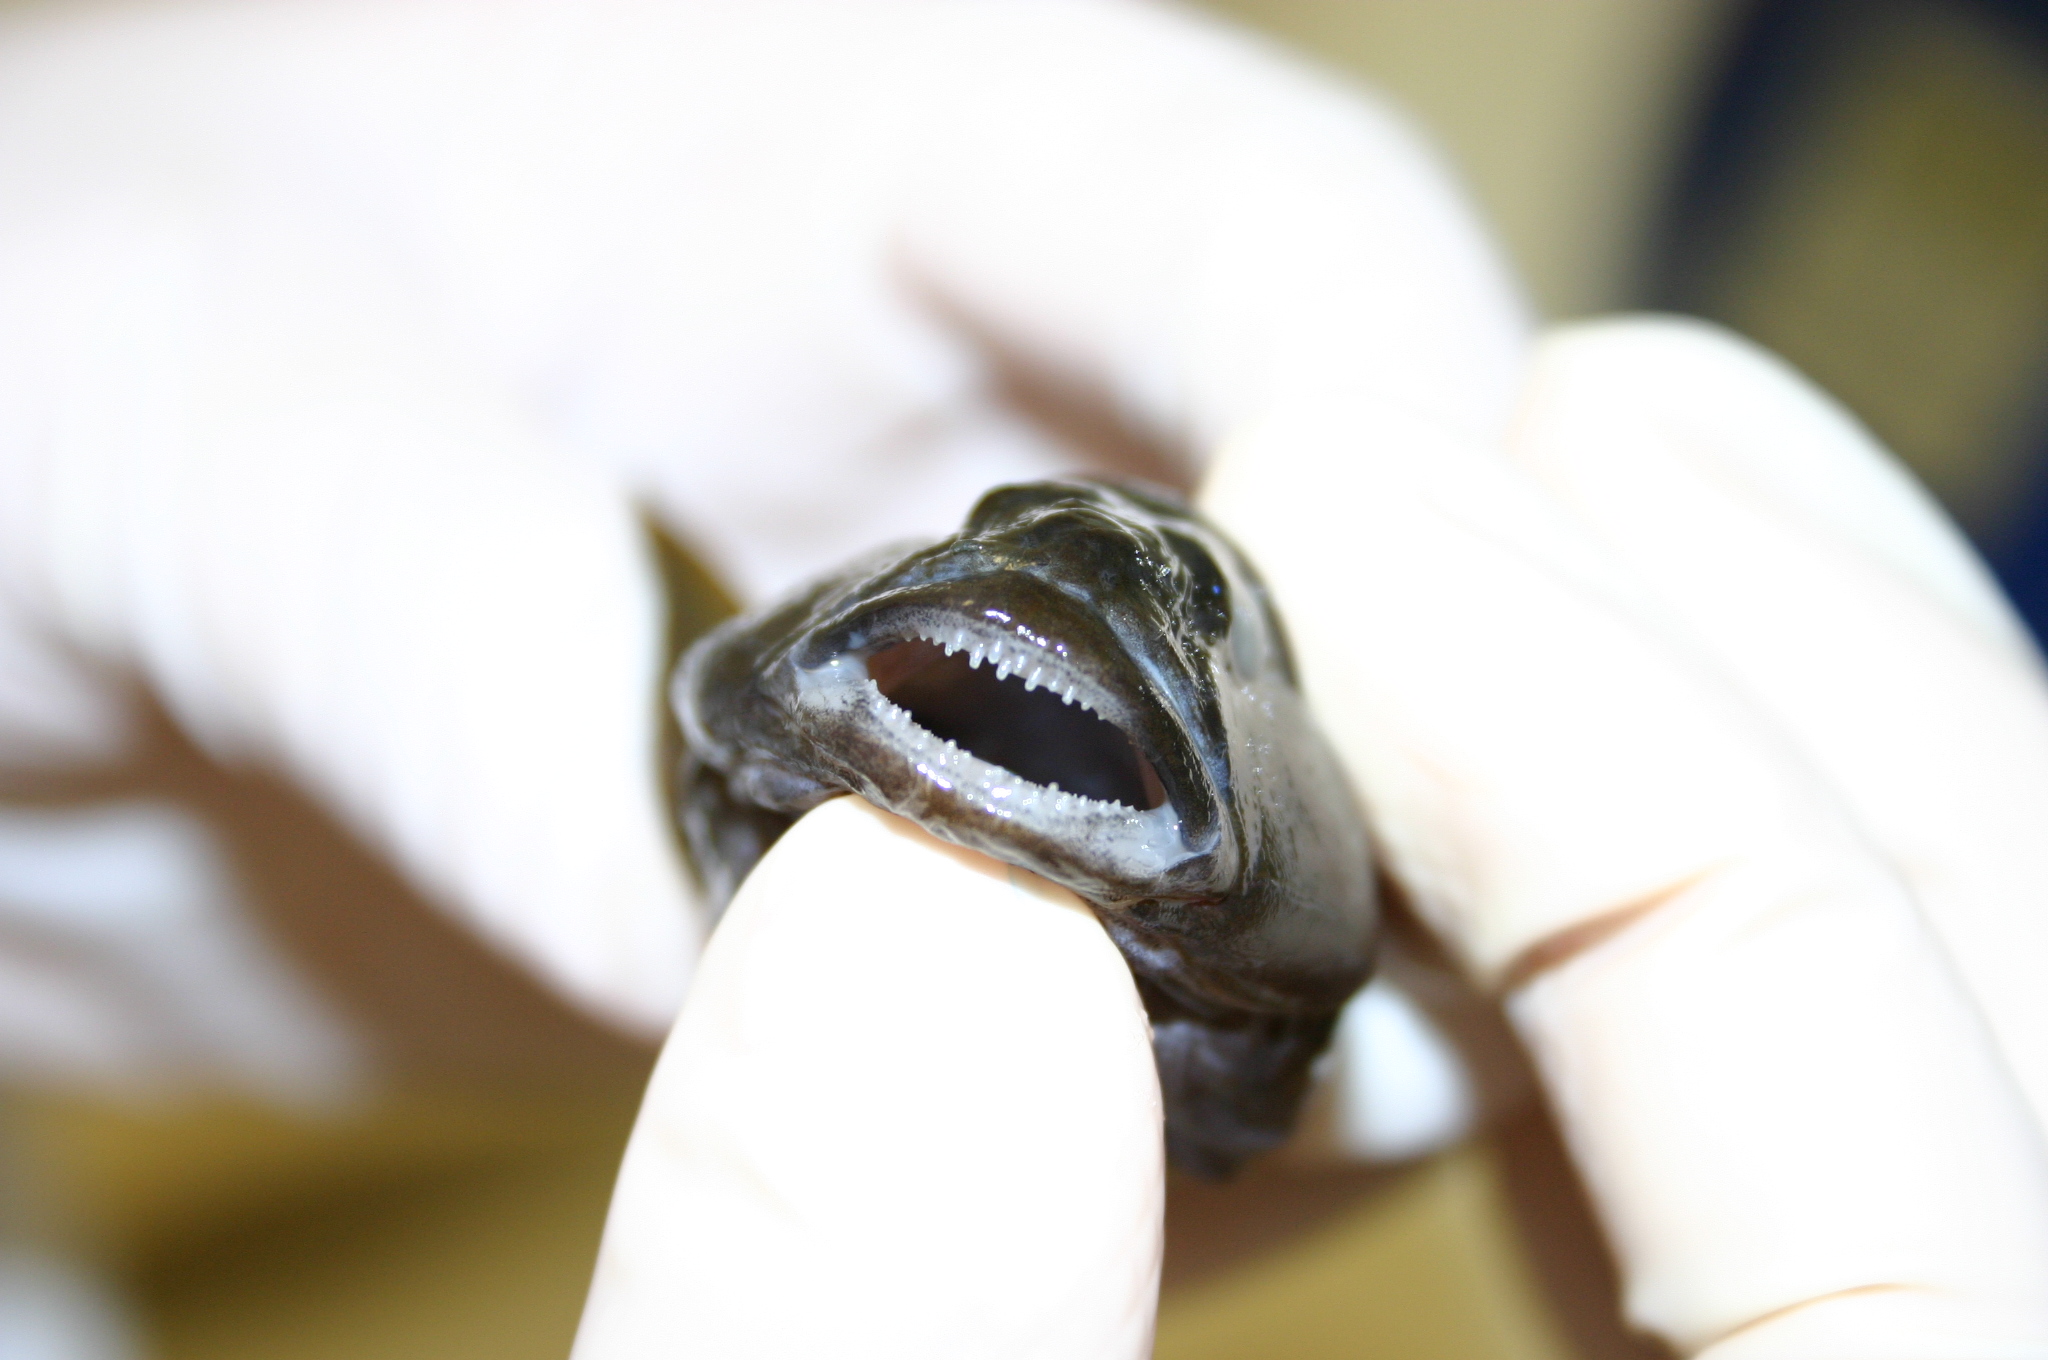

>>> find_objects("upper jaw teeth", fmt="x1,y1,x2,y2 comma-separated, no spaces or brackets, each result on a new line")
917,623,1098,714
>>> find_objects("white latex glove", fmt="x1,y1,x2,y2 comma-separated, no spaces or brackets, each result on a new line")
0,0,1515,1046
1205,320,2048,1358
0,3,2040,1358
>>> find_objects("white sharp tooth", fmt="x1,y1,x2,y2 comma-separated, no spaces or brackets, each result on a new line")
969,646,984,669
1064,684,1077,705
954,629,968,652
995,660,1011,681
1023,668,1038,692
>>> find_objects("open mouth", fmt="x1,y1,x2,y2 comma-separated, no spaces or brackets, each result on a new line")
866,638,1168,812
786,606,1194,876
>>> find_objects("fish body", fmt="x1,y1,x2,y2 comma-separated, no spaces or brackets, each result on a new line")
673,481,1377,1176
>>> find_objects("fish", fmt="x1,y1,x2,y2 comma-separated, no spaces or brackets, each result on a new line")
671,480,1378,1177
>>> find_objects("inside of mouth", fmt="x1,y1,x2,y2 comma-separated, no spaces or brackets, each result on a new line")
867,639,1168,811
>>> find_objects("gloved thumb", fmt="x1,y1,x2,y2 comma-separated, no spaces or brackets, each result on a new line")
571,796,1163,1360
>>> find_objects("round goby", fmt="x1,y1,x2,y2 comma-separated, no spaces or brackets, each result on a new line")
672,480,1378,1177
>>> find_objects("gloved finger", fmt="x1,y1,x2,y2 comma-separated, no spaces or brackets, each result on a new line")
1510,315,2048,1134
571,796,1162,1360
0,212,695,1035
1199,407,2048,1358
0,0,1513,1060
880,0,1527,465
431,0,1527,600
0,1,1521,608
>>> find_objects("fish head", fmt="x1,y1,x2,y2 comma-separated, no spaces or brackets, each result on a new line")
678,479,1374,1011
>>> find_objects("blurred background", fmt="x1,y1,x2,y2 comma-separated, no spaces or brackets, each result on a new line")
6,0,2048,1356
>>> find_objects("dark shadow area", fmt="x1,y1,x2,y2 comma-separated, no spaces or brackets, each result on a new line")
1644,0,2048,641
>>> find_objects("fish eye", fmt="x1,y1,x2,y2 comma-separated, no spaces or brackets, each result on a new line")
865,639,1168,811
1162,530,1230,642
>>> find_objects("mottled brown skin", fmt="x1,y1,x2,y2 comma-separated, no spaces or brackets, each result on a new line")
672,481,1377,1177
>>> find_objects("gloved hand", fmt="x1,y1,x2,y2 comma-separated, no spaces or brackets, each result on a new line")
0,3,2042,1358
1203,320,2048,1359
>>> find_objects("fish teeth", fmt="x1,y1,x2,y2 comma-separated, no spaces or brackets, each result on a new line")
868,624,1112,733
878,706,1157,817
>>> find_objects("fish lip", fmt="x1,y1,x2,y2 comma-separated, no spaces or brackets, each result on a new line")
795,600,1132,727
807,667,1197,880
781,582,1224,861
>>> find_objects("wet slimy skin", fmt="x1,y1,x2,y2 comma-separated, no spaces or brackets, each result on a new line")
672,481,1377,1176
